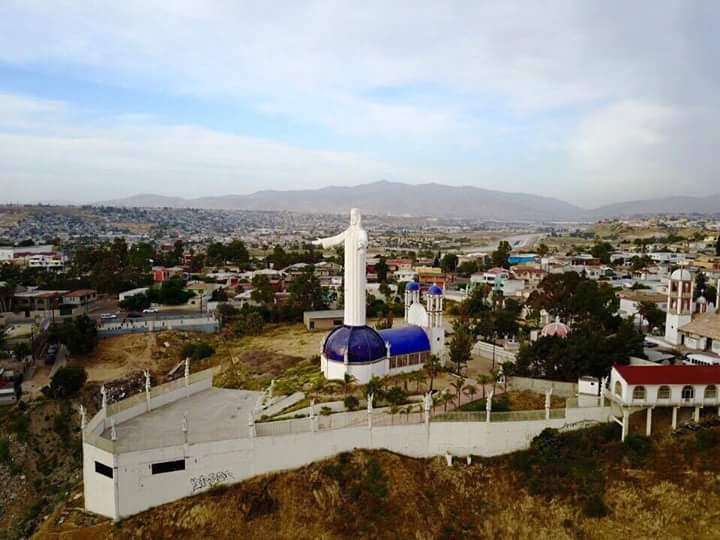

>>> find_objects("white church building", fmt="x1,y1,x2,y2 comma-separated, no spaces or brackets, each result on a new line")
664,268,720,355
317,209,445,384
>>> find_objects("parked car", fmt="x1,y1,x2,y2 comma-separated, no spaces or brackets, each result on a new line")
142,307,159,314
100,313,117,320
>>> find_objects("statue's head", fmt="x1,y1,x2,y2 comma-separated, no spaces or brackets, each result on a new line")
350,208,361,226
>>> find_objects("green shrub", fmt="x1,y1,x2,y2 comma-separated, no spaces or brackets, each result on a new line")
583,493,609,518
344,395,360,411
623,434,651,465
181,341,215,361
50,366,88,398
234,311,265,337
384,386,407,406
10,414,30,442
460,394,511,412
0,438,10,464
696,429,720,451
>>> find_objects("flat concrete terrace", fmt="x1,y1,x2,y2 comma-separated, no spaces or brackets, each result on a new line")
102,387,262,453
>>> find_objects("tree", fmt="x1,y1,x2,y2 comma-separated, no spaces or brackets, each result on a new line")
378,281,392,300
637,301,665,331
385,386,407,406
375,257,389,282
50,366,87,398
460,285,489,318
716,235,720,257
342,372,356,397
476,373,492,398
12,342,31,360
457,260,479,276
181,341,215,361
440,253,459,274
536,243,550,257
225,240,250,264
695,271,708,300
448,320,474,373
590,242,613,264
234,310,265,336
463,384,478,404
424,354,441,392
128,242,155,270
365,376,385,401
250,274,275,305
491,241,512,269
148,277,193,305
49,315,97,355
527,272,619,329
343,395,360,411
410,370,426,393
288,267,326,316
450,375,466,407
119,292,151,311
508,319,644,382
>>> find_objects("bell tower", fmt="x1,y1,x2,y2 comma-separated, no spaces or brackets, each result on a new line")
665,268,694,345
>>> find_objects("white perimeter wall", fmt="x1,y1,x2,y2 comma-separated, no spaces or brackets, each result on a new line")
86,405,609,520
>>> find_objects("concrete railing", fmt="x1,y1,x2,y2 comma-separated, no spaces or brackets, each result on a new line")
83,368,215,452
97,316,219,337
473,341,517,363
508,376,578,398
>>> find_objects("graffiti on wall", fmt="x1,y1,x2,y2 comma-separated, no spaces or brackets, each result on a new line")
190,470,234,493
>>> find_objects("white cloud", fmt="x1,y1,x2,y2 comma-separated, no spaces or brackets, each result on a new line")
0,94,410,202
570,100,720,203
1,1,720,204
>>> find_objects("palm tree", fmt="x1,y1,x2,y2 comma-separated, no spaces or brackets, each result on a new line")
442,392,452,412
411,370,426,394
477,374,492,398
424,355,441,392
342,372,356,397
450,376,466,408
463,384,478,404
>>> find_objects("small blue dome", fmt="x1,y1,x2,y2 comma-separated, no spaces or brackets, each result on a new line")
405,281,420,291
427,284,443,296
323,325,387,364
378,326,431,355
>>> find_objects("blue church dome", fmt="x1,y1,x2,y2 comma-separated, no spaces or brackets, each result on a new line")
405,281,420,291
427,284,443,296
378,326,431,356
323,325,387,363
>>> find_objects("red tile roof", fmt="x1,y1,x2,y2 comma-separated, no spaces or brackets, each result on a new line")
64,289,96,297
615,364,720,385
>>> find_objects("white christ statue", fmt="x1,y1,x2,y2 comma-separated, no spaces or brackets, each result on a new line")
313,208,368,326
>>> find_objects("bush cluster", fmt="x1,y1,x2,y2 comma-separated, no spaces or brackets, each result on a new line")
514,426,619,517
181,341,215,361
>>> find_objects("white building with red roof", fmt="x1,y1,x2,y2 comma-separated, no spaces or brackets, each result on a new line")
607,364,720,440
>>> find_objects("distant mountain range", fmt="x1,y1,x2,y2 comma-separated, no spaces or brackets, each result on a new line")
96,180,720,221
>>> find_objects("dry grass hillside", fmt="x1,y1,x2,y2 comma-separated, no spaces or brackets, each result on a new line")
29,422,720,540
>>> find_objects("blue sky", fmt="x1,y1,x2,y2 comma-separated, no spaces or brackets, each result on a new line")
1,1,718,207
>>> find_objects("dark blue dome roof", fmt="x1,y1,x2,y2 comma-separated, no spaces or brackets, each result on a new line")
427,284,443,296
323,325,387,364
405,281,420,291
378,326,431,355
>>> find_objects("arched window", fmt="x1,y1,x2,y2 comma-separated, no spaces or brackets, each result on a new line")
657,386,671,400
705,385,717,400
682,385,695,400
614,381,622,397
632,386,646,400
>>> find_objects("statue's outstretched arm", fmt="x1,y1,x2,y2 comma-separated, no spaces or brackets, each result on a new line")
312,230,346,249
